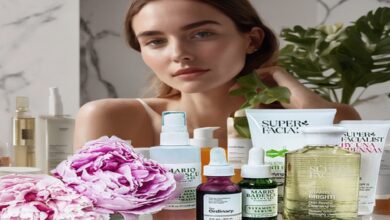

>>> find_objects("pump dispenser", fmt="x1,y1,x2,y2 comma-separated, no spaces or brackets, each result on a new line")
13,96,35,167
239,148,278,219
37,87,74,173
150,111,201,219
190,127,219,183
196,147,242,220
284,126,360,220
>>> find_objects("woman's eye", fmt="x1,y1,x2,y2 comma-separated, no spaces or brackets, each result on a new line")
193,31,214,39
145,39,166,46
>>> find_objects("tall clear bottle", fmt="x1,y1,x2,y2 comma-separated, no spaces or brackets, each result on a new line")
13,96,35,167
150,111,201,220
284,126,360,220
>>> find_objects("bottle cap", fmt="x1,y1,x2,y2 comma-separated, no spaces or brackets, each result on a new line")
302,126,347,146
241,147,271,178
160,111,189,145
49,87,64,116
204,147,234,176
16,96,29,112
190,127,219,148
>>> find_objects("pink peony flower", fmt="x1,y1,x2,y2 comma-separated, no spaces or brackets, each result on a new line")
52,136,179,219
0,174,109,219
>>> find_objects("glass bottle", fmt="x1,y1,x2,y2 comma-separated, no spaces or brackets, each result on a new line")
196,147,242,220
283,126,360,220
239,147,278,220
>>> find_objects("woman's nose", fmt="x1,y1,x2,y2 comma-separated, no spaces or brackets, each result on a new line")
170,40,194,63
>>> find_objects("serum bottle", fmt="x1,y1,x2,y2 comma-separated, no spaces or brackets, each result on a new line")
190,127,219,183
196,147,242,220
13,96,35,167
150,111,201,219
239,147,278,220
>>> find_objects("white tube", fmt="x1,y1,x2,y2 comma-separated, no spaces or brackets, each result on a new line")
339,120,390,215
245,109,336,211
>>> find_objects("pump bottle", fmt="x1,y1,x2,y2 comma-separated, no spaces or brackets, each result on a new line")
190,127,219,183
196,147,242,220
37,87,75,173
239,147,278,219
150,111,201,219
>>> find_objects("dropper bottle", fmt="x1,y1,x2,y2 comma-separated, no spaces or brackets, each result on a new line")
190,127,219,183
239,147,278,220
196,147,242,220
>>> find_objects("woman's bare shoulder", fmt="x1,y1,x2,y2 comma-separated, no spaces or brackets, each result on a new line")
74,98,159,148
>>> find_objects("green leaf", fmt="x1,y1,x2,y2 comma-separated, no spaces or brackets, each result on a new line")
266,149,289,158
233,116,251,138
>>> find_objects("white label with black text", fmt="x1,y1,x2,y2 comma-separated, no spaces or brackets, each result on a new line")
203,193,242,220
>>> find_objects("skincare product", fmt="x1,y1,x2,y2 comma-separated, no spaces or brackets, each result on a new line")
239,147,278,220
228,110,252,183
196,147,242,220
190,127,219,183
134,147,150,159
0,142,10,167
37,87,74,173
284,126,360,220
150,111,201,218
245,109,336,211
339,120,389,215
12,96,36,167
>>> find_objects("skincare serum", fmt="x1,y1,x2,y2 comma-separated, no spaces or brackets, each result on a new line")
284,126,360,220
150,111,201,219
13,97,35,167
239,147,278,220
196,147,242,220
190,127,219,183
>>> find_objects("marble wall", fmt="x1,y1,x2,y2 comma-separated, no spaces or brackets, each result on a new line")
80,0,390,119
0,0,79,145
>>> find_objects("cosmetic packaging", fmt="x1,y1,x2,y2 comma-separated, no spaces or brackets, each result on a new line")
190,127,219,183
36,87,74,174
150,111,201,219
228,110,252,183
284,126,360,220
0,166,41,176
12,96,36,167
196,147,242,220
0,142,11,167
245,109,336,211
134,147,150,159
239,147,277,220
339,120,389,215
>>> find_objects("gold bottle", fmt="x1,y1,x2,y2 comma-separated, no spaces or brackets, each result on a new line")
13,97,35,167
284,126,360,220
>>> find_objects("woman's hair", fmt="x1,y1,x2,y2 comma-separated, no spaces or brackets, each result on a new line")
125,0,278,98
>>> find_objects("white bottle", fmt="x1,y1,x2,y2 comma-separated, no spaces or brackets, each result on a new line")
37,87,75,173
150,111,201,211
190,127,219,183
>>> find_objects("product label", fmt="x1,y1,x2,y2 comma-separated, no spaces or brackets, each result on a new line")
164,163,201,210
341,128,388,214
47,119,74,171
242,188,277,218
227,138,251,169
203,193,242,220
308,192,337,218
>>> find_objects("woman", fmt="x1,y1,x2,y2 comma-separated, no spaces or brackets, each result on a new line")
74,0,360,149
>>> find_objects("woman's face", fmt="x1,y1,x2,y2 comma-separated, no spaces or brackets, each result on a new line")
132,0,253,93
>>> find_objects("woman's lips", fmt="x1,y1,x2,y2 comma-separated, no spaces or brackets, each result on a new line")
173,68,210,79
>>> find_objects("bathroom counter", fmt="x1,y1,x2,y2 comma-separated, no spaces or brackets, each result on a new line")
136,213,389,219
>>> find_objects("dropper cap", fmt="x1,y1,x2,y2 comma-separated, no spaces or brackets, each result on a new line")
190,127,219,148
204,147,234,176
160,111,189,146
241,147,271,178
15,96,29,112
49,87,63,116
302,126,347,146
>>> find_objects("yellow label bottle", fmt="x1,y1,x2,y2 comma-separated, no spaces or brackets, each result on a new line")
284,126,360,220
